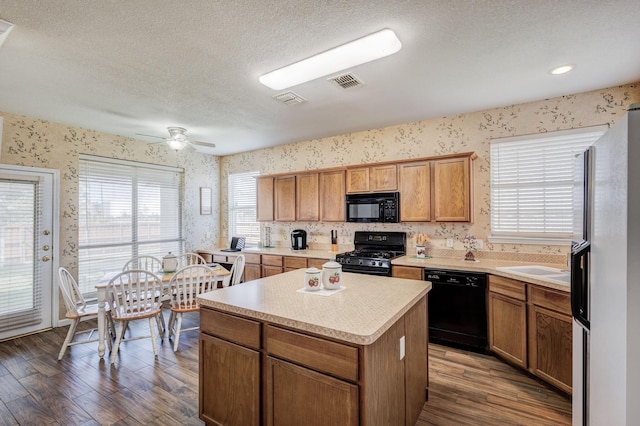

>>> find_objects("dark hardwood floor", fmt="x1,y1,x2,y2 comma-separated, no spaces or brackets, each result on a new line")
419,345,572,426
0,313,571,425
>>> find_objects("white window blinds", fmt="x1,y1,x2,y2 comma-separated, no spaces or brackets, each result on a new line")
78,156,184,296
0,178,41,330
228,171,260,247
490,126,607,244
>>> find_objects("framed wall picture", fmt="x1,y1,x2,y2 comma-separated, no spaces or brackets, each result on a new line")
200,187,212,215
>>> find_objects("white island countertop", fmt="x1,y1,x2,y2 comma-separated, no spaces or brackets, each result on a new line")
197,269,430,345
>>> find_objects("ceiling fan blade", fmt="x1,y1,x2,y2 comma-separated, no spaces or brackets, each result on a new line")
190,140,217,148
135,132,165,140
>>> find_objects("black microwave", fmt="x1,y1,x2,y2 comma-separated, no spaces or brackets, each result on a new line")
345,192,399,223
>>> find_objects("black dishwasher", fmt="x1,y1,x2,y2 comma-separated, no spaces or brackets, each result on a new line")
425,268,488,352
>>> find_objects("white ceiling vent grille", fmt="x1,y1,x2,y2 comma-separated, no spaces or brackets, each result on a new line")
328,73,364,90
272,91,307,105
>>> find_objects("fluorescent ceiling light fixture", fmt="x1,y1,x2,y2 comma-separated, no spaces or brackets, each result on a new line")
259,29,402,90
0,19,14,48
550,65,574,75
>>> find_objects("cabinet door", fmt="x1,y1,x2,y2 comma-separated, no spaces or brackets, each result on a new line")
370,164,397,191
346,167,370,193
257,177,274,221
265,357,359,426
199,334,260,426
433,157,471,222
399,162,431,221
274,176,296,221
244,263,261,281
319,170,346,221
488,292,527,368
262,265,283,277
528,305,573,394
295,173,319,221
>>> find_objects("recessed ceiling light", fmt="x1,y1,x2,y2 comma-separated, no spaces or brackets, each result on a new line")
259,29,402,90
550,65,574,75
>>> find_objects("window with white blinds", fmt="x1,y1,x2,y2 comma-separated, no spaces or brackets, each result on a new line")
228,171,260,247
78,155,184,296
490,126,607,244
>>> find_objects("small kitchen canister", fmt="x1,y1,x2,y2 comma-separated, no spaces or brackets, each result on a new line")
321,260,342,290
303,266,321,291
162,252,178,272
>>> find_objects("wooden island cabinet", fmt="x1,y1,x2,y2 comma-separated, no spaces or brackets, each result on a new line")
198,270,430,426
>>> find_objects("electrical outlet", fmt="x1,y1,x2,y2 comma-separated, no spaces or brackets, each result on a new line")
446,238,454,248
399,336,405,360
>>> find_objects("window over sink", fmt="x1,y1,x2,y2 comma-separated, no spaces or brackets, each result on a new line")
489,125,607,245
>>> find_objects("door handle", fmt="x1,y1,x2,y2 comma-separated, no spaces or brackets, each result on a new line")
42,256,50,262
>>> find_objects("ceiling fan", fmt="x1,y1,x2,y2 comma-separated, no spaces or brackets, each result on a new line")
136,127,216,151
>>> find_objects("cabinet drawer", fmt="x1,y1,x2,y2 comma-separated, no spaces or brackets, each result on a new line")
244,253,261,264
392,266,423,280
200,308,261,350
262,254,283,267
529,285,571,315
489,275,526,301
265,325,359,382
284,256,307,269
307,258,328,268
213,255,228,263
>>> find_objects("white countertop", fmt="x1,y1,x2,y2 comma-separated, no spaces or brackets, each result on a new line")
197,269,430,345
392,255,570,292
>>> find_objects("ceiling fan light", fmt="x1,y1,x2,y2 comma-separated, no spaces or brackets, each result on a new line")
166,138,188,150
259,28,402,90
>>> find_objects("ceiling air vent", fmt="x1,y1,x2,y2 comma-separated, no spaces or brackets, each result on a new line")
272,91,307,105
328,72,364,90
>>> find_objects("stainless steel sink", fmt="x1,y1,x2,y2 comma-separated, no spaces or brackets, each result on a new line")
495,265,570,285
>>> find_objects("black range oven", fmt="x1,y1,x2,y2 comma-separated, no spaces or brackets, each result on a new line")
425,268,488,352
335,231,406,277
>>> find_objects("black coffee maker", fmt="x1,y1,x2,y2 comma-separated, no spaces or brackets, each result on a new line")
291,229,307,250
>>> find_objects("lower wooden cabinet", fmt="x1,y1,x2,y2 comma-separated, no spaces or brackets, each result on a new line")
265,357,359,426
487,275,572,394
488,275,527,369
527,287,573,394
199,334,260,426
200,298,428,426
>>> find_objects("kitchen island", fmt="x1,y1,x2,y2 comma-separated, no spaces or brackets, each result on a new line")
197,269,431,426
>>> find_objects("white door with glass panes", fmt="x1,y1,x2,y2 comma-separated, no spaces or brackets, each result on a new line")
0,165,56,340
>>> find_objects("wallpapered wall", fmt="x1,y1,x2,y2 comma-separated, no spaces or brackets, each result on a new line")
0,114,221,277
221,83,640,262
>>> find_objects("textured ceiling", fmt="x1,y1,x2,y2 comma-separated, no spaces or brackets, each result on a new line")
0,0,639,155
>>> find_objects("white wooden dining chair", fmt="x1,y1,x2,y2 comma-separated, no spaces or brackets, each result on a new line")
176,252,207,269
57,267,114,360
107,270,164,364
123,255,162,272
222,254,245,287
167,264,217,351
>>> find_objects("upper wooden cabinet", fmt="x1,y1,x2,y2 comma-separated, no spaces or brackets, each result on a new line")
319,170,345,221
256,177,274,221
274,176,296,221
296,173,319,221
255,152,474,223
433,156,471,222
399,161,431,222
346,164,397,193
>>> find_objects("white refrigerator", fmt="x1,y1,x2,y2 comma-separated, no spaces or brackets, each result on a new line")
573,104,640,425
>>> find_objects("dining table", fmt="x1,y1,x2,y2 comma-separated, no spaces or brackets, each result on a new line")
94,264,230,358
